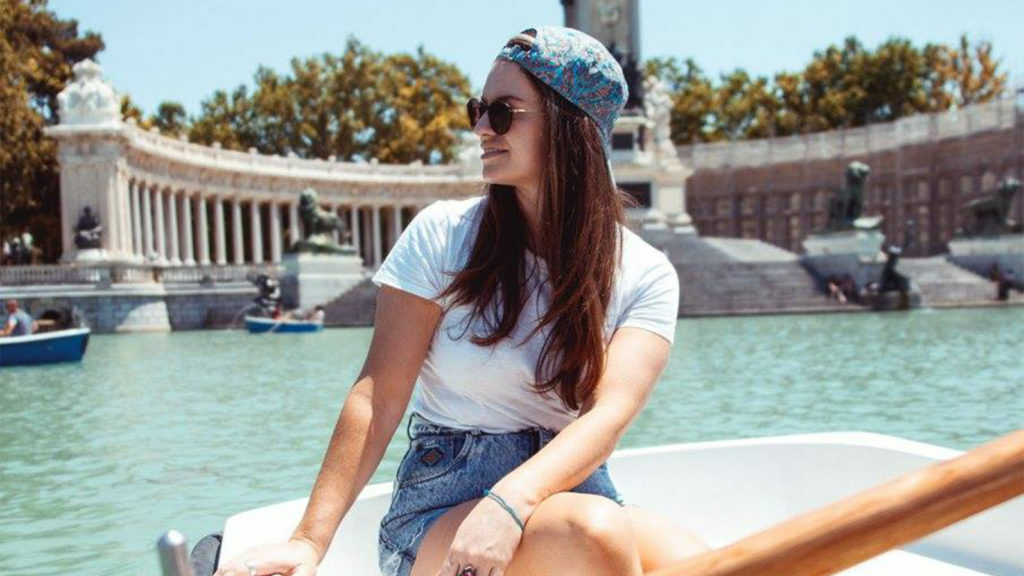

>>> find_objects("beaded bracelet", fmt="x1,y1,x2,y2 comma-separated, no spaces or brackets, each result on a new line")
482,489,525,531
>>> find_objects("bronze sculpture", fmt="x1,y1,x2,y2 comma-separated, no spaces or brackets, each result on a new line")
289,188,355,255
73,206,103,249
825,162,871,232
957,177,1022,237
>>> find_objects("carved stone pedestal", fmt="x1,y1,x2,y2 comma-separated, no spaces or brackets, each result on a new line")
947,234,1024,283
279,253,365,310
801,224,887,289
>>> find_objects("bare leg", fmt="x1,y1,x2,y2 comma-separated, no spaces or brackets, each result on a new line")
624,505,710,571
411,493,643,576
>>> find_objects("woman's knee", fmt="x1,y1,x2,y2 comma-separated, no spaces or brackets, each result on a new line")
527,492,636,556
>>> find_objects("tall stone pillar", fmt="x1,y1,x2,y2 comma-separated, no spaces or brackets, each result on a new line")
331,202,339,242
45,60,136,263
180,191,195,265
250,199,264,264
195,195,211,266
350,205,361,253
288,201,300,251
232,197,244,264
213,197,227,265
167,190,181,265
372,204,382,268
269,202,283,263
142,182,155,261
130,180,143,259
153,186,168,263
390,204,403,251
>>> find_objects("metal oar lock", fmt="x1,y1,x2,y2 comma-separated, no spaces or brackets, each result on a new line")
157,530,195,576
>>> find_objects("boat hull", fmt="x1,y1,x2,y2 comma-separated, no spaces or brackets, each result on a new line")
212,432,1023,576
0,327,90,367
244,316,323,334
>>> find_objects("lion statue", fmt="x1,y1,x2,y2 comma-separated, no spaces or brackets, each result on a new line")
289,188,354,255
825,161,871,232
957,177,1022,237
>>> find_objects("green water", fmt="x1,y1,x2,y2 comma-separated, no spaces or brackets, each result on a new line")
1,307,1022,576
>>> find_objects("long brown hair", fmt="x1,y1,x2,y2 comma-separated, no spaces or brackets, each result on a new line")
438,67,637,412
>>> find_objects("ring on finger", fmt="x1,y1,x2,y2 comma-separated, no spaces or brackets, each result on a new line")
457,564,477,576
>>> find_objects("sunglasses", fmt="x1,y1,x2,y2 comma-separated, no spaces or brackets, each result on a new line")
466,98,529,135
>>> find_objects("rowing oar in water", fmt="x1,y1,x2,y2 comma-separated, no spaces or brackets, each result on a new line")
650,428,1024,576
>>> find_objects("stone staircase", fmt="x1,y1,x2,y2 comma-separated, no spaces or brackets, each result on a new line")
314,239,1022,327
897,257,1014,307
676,260,856,316
320,276,379,326
648,232,859,315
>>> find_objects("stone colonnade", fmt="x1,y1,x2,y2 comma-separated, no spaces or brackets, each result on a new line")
119,179,425,267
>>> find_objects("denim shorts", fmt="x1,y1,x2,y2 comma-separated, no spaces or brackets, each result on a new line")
377,412,625,576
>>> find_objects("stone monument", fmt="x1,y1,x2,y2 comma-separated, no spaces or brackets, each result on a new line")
72,206,106,262
947,177,1024,281
280,188,364,311
47,59,136,264
563,0,695,236
802,162,890,289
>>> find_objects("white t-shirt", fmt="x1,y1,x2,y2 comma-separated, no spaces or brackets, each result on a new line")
371,195,679,433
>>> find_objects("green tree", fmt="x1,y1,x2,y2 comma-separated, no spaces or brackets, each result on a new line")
652,34,1008,144
150,101,187,136
188,38,470,164
1,0,103,261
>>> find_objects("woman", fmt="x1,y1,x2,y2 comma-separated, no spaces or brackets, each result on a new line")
215,26,708,576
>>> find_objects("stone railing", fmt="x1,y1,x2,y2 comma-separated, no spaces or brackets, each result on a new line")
157,264,283,284
0,263,281,287
676,97,1020,170
122,121,481,181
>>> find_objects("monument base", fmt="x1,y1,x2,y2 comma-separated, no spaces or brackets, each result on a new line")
801,228,887,288
947,234,1024,285
280,252,365,310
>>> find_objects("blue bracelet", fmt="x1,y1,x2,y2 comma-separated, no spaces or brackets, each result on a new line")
483,489,525,531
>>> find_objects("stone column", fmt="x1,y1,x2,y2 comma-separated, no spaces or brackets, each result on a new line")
249,199,264,264
269,202,283,263
390,204,403,250
213,197,227,265
331,204,341,244
350,205,361,253
195,194,211,265
142,182,155,261
154,186,168,263
180,191,195,265
232,197,244,264
289,201,300,251
372,204,382,268
130,180,143,259
117,170,132,257
167,190,181,265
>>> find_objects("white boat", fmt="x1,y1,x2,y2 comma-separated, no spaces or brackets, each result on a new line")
176,431,1022,576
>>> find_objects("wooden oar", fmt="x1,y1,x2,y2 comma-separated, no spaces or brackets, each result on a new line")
650,429,1024,576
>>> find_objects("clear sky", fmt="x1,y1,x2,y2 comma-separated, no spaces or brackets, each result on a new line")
48,0,1024,117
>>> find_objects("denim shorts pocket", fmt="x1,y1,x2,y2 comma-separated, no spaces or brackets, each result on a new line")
395,433,474,490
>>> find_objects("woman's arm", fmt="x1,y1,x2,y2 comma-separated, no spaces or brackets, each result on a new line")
489,326,671,522
288,285,442,561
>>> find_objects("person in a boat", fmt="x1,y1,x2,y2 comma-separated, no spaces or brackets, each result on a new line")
303,305,325,322
214,26,709,576
1,299,36,337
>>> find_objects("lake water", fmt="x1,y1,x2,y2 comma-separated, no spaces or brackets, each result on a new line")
1,307,1021,576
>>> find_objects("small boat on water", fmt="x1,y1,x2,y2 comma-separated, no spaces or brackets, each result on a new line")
243,315,324,334
163,431,1022,576
0,327,90,367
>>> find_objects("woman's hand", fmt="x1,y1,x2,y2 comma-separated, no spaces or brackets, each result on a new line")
434,496,524,576
213,538,320,576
